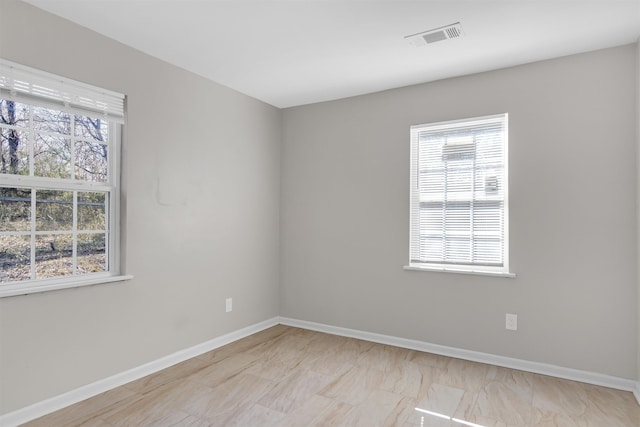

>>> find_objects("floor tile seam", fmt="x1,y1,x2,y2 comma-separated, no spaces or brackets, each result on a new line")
395,396,420,426
178,399,213,422
451,388,481,424
328,398,361,426
279,375,338,410
149,383,223,419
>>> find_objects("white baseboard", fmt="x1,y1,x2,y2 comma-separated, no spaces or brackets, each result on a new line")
279,317,640,401
0,317,280,427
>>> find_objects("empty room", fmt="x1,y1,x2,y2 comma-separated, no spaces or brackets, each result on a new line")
1,0,639,426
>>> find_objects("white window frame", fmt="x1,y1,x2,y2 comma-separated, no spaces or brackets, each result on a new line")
0,59,131,297
405,113,514,277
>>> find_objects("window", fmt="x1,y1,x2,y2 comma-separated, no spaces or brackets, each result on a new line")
0,59,129,297
407,113,512,276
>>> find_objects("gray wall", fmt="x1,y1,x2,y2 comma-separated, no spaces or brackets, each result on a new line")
281,44,638,379
0,0,281,414
637,38,640,387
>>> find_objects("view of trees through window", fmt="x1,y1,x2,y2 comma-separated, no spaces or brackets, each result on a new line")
0,98,110,283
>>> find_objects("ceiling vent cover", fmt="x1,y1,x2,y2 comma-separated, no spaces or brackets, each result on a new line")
405,22,464,47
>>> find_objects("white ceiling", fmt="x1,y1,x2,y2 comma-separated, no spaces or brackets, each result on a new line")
22,0,640,108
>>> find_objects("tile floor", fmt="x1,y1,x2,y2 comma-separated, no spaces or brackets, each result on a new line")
22,325,640,426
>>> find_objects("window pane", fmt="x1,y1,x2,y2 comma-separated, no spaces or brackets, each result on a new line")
0,235,31,282
75,115,108,142
446,165,473,197
419,170,445,199
75,141,108,182
474,201,503,234
443,202,471,235
78,192,106,230
33,106,71,135
0,128,29,175
35,234,73,279
476,169,503,195
0,187,31,231
77,233,106,273
473,238,503,265
419,203,443,235
446,236,471,263
36,190,73,231
34,133,71,178
418,236,443,262
0,99,29,127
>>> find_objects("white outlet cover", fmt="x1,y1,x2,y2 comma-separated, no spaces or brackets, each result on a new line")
226,298,232,312
506,313,517,331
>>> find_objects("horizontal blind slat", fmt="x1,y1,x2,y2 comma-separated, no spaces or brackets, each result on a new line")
0,59,125,121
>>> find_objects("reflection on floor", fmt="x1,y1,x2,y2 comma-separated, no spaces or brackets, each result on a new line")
24,325,640,426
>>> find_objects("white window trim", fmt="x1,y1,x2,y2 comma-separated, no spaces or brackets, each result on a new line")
405,113,514,277
0,274,133,298
0,59,131,297
403,265,516,278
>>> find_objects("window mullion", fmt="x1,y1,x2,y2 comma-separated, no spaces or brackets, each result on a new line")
28,104,34,177
30,188,35,280
442,136,448,263
470,133,476,264
106,121,117,273
70,114,75,180
72,190,77,275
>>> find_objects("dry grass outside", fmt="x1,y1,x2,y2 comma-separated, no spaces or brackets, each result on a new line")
1,233,105,282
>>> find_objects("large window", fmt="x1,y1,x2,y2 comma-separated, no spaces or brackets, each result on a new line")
407,113,512,276
0,59,129,297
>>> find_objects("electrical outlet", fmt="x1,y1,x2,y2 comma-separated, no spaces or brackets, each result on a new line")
226,298,232,312
506,313,517,331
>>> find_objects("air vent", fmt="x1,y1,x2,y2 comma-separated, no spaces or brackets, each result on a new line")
405,22,464,47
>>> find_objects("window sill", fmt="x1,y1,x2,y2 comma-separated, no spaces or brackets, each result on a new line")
0,275,134,298
403,265,516,278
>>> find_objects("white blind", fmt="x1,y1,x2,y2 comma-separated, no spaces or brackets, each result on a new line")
0,59,125,122
409,114,508,272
